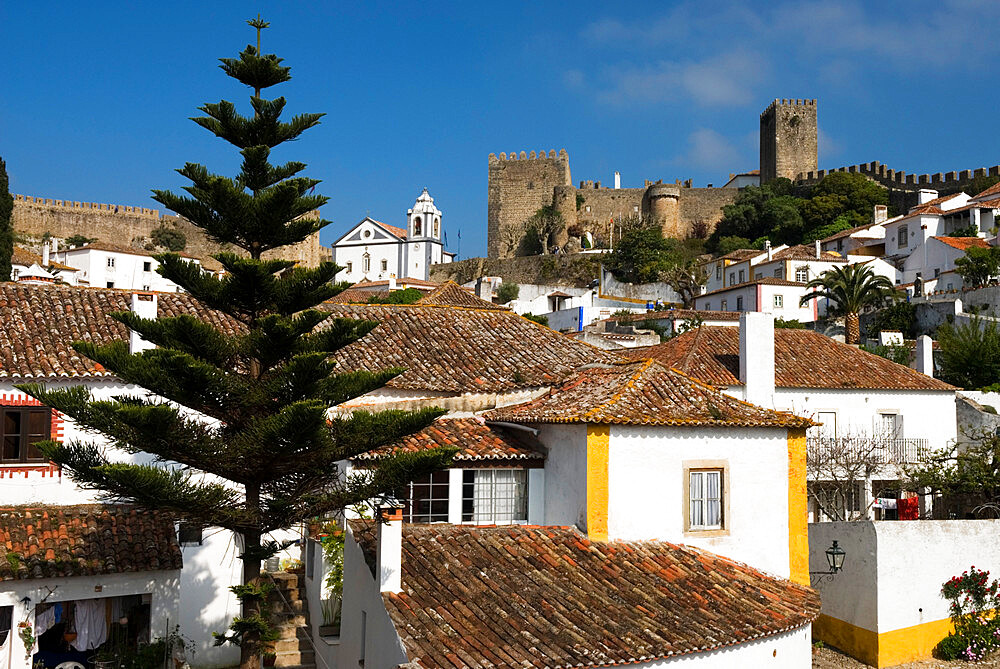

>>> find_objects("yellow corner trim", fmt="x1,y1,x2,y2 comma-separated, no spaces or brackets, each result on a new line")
787,427,808,585
813,613,954,667
586,424,610,542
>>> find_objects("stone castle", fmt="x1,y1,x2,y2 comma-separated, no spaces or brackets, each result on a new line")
11,195,326,268
486,97,1000,259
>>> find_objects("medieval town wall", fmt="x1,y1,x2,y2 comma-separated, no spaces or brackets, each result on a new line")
487,150,571,258
12,195,324,267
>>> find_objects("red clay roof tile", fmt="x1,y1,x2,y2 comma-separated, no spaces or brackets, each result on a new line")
626,326,954,391
0,505,181,580
352,524,820,668
354,417,544,461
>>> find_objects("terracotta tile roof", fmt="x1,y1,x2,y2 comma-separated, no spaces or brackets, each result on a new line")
415,281,508,310
486,359,814,427
932,236,991,251
627,326,955,391
370,219,408,240
351,278,439,290
613,309,742,324
353,524,820,668
12,247,78,272
717,249,762,262
353,417,544,461
321,302,614,393
697,277,807,299
326,287,390,304
820,222,879,243
0,505,182,581
895,204,944,222
0,283,240,379
973,181,1000,200
770,244,847,262
69,241,199,260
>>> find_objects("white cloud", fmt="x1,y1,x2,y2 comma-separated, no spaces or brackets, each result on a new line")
590,50,766,107
673,128,745,171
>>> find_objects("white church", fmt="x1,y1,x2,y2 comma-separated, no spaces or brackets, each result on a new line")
331,188,454,283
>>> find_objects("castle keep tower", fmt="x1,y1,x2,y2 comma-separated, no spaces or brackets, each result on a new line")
487,150,571,258
760,99,818,183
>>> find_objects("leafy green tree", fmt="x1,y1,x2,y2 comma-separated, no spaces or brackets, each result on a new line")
869,301,917,339
367,287,423,304
605,226,694,284
150,224,187,251
800,264,899,344
65,234,96,247
0,158,13,282
18,21,451,669
860,343,910,366
803,214,855,244
907,429,1000,511
660,259,707,308
967,175,1000,199
955,246,1000,289
715,235,753,256
937,317,1000,389
495,282,519,303
775,318,806,329
522,312,549,326
521,205,563,255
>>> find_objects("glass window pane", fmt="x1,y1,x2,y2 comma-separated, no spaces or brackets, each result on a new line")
25,438,45,461
706,499,721,526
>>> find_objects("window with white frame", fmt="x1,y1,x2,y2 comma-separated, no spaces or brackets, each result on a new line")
362,253,371,273
738,269,745,283
380,259,388,272
878,412,902,438
716,265,721,280
774,294,783,308
688,469,723,530
461,469,527,524
107,257,115,269
399,470,450,523
729,272,735,285
795,267,808,282
346,261,353,273
721,299,728,311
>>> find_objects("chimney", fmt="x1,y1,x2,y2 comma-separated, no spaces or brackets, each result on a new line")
915,335,934,377
739,312,775,407
388,275,396,290
129,292,157,354
917,189,938,205
42,243,50,267
874,205,888,225
614,171,621,189
814,239,821,259
765,240,773,261
376,504,403,593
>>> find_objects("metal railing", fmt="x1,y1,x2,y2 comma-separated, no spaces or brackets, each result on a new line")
807,436,931,464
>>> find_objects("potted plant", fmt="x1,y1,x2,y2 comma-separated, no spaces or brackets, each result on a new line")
317,525,345,637
17,621,34,656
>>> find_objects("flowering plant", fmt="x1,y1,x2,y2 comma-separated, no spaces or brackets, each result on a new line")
17,621,34,655
937,567,1000,661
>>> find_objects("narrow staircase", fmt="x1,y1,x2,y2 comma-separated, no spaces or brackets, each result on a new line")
269,571,316,669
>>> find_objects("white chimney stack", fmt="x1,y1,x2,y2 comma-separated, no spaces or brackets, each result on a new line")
376,504,403,594
42,243,50,267
814,239,821,259
614,171,621,189
765,240,773,261
874,205,888,225
388,275,397,290
739,312,775,407
129,292,158,354
917,189,938,205
915,335,934,377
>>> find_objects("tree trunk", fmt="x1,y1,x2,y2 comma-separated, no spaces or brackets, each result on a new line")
240,528,263,669
845,312,861,345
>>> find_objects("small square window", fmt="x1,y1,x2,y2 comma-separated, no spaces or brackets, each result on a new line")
106,281,115,289
720,300,728,311
795,267,808,282
736,296,743,310
381,259,388,271
688,469,725,531
346,262,353,273
178,523,203,546
774,294,783,308
143,261,152,272
107,257,116,269
774,268,783,278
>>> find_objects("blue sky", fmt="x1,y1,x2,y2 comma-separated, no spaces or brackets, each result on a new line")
2,1,998,258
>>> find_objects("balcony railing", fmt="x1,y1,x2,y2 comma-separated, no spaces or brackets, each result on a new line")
807,436,931,464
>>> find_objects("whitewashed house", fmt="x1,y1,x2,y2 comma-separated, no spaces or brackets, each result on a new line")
628,315,958,521
53,242,201,292
330,189,454,284
11,244,80,285
325,356,820,668
0,284,298,669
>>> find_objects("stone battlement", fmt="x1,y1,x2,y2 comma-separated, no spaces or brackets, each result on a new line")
760,98,817,118
488,149,568,163
796,161,1000,190
15,194,159,218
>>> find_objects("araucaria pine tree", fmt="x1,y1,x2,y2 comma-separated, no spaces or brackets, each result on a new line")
0,157,14,282
19,19,452,669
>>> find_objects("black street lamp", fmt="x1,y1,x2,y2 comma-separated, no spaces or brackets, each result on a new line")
825,540,846,573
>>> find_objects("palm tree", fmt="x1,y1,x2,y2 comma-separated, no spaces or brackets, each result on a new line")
799,264,899,344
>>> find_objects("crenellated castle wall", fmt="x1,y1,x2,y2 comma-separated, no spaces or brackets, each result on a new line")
12,194,324,268
487,150,572,258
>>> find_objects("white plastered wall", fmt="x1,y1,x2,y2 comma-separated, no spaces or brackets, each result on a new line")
606,425,792,578
537,424,589,531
